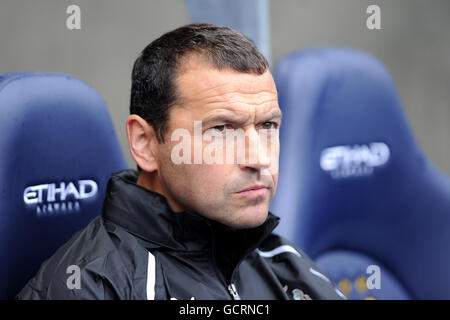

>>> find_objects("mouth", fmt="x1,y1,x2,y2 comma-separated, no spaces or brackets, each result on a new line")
235,185,269,197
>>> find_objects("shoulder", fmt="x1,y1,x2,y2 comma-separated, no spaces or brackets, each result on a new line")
257,233,346,300
256,233,319,277
16,216,146,300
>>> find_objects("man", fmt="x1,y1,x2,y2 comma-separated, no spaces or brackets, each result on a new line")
17,23,344,300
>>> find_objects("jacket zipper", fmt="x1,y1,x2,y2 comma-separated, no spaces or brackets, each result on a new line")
227,283,241,300
208,227,239,300
209,220,274,301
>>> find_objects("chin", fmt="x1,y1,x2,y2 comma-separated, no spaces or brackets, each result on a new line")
232,206,269,229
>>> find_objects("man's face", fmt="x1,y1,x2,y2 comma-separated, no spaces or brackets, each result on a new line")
156,57,281,229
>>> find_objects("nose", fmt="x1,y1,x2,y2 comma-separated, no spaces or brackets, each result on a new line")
237,127,273,173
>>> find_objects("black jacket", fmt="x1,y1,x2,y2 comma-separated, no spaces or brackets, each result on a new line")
17,169,345,300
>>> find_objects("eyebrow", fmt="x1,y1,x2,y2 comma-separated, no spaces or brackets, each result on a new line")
202,108,282,125
259,109,282,121
202,111,249,125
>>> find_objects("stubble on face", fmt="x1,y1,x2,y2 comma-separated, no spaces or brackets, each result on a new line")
154,56,281,229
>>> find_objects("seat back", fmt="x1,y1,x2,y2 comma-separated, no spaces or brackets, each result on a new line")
0,72,129,299
270,48,450,299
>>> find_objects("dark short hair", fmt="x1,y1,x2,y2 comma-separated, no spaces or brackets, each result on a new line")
129,23,269,143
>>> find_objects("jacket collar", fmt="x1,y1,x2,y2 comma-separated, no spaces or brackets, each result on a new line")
102,169,280,255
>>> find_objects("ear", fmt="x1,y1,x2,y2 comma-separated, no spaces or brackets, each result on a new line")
126,115,159,172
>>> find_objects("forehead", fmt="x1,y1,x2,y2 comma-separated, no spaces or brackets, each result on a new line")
174,55,278,115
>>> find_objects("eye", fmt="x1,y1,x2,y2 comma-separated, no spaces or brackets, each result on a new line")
260,122,278,130
210,124,233,132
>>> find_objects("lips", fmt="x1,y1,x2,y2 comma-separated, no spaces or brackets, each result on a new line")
234,184,270,199
237,185,267,193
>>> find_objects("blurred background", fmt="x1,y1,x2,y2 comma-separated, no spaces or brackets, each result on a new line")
1,0,450,301
1,0,449,174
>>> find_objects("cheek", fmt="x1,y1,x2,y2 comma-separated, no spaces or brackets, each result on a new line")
186,165,237,218
158,146,194,195
271,172,279,197
162,161,232,205
194,164,232,195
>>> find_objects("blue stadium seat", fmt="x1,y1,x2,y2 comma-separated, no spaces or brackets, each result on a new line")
0,72,129,299
270,48,450,299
